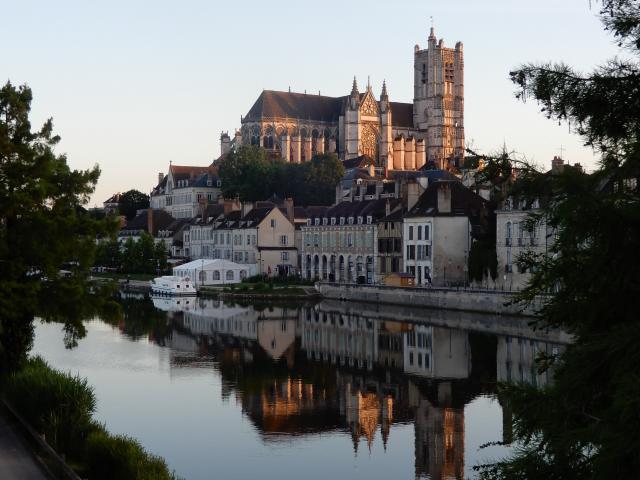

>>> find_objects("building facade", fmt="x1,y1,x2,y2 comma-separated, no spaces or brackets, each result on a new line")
300,199,401,283
150,164,222,219
403,181,487,287
225,27,464,170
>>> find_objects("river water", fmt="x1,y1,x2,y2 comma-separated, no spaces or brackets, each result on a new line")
32,294,568,480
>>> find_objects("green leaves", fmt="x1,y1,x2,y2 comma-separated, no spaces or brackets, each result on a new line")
218,146,344,205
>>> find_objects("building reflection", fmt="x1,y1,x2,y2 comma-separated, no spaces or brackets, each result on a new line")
147,296,567,480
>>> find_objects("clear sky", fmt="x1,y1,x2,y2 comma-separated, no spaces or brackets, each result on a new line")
3,0,619,206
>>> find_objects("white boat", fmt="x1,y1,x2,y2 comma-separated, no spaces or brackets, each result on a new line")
149,276,197,296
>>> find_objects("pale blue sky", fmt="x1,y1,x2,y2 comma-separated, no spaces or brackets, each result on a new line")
2,0,619,205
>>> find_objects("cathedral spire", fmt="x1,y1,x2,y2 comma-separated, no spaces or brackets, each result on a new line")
381,80,388,101
351,76,359,96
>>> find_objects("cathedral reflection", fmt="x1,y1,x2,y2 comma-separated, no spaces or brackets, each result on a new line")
148,296,566,480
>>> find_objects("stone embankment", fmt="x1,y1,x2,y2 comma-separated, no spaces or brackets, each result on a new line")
317,283,547,317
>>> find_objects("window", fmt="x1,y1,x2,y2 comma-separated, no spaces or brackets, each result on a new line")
347,233,353,247
323,217,328,225
366,216,372,224
406,245,416,260
226,270,234,281
418,226,422,240
281,251,289,262
271,219,277,228
424,224,430,240
357,216,363,225
315,218,320,226
331,217,336,225
348,217,354,225
280,235,288,246
240,270,247,279
340,217,345,225
409,226,414,240
213,270,221,281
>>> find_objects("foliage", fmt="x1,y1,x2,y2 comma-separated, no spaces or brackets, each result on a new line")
86,429,179,480
468,238,498,283
95,233,167,274
4,356,96,457
118,189,150,221
3,356,180,480
477,1,640,478
0,81,115,373
218,145,344,205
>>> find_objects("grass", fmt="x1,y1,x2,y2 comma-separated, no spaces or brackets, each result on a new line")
3,357,181,480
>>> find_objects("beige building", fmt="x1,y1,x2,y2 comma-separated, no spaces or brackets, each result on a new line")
403,181,488,286
184,201,297,276
223,27,464,170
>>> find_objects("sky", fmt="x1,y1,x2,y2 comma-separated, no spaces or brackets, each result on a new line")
2,0,620,206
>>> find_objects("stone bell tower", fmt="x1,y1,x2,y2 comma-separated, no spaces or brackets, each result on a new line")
414,27,464,169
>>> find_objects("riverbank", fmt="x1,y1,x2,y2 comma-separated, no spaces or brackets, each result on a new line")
199,284,320,301
317,282,547,316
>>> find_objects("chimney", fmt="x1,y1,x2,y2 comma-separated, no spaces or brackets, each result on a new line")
437,183,452,213
551,156,564,175
285,197,294,223
241,201,254,217
158,172,164,185
147,208,154,235
223,198,241,215
406,180,421,211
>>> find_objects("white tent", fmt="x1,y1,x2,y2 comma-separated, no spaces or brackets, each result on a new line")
173,259,256,286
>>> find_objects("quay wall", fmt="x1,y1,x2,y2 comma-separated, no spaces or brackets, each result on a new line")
317,283,548,317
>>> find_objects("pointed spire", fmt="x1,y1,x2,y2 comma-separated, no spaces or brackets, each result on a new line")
381,80,388,100
351,76,359,96
367,75,371,91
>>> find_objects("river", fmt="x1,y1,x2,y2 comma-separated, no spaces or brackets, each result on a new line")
32,293,568,480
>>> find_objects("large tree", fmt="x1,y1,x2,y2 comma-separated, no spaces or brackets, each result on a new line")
218,145,343,205
478,1,640,478
0,82,114,371
118,189,150,220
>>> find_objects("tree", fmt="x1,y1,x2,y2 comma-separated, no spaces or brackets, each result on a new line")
218,146,344,206
218,145,272,201
0,82,114,372
477,2,640,478
118,189,149,220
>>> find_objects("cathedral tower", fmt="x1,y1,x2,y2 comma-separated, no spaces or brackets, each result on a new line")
413,27,464,169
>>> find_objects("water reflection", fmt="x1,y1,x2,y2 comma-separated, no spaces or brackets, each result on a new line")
140,295,568,479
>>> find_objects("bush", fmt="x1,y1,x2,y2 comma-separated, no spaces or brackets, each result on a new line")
4,356,95,457
3,357,179,480
86,429,177,480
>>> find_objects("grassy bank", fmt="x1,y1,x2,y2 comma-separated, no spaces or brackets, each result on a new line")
3,357,180,480
92,272,156,282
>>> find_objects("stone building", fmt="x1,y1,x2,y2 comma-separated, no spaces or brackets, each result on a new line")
300,198,402,283
223,27,464,170
150,164,221,219
403,181,488,286
183,200,297,276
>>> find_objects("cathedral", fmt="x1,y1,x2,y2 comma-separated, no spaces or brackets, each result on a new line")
221,27,464,171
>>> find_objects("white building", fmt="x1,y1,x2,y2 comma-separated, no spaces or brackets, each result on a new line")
150,164,222,219
172,258,256,286
403,181,487,286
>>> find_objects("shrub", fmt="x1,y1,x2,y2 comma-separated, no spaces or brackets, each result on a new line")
4,356,95,457
86,429,178,480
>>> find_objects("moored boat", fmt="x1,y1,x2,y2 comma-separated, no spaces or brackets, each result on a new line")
150,276,197,296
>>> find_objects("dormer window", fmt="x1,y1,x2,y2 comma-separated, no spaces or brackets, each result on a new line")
207,180,212,186
366,216,372,224
306,219,312,226
315,218,320,226
357,216,363,225
348,217,354,225
323,217,328,225
217,180,222,187
340,217,345,225
331,217,336,226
